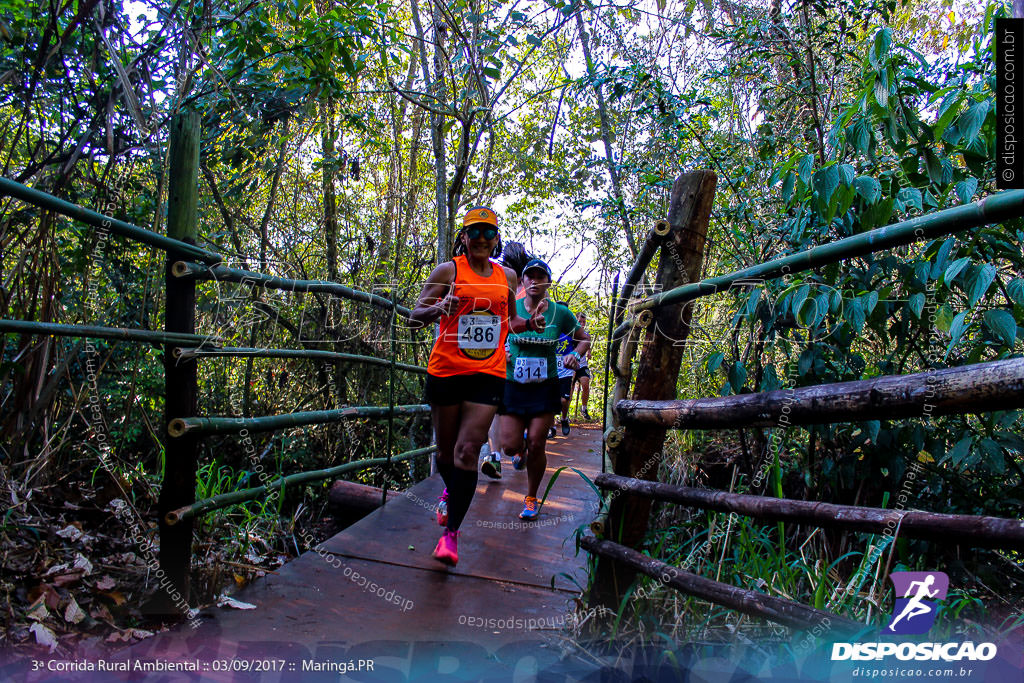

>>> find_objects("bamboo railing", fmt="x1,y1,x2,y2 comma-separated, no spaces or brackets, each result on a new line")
594,473,1024,550
174,346,427,374
611,189,1024,340
0,176,223,264
165,446,437,525
171,261,411,317
168,404,430,437
0,161,432,604
616,358,1024,429
0,319,220,347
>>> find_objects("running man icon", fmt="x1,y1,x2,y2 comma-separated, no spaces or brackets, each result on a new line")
885,571,950,635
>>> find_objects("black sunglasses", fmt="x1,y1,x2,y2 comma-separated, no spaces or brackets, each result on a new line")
465,226,498,240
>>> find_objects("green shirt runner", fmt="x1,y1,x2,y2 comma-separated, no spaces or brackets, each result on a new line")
506,299,578,383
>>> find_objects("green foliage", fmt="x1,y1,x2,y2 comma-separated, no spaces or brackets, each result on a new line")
573,0,1021,644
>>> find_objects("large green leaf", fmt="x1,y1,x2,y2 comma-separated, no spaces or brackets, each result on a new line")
871,28,892,67
706,351,725,373
956,101,990,146
967,263,996,307
791,284,810,319
847,119,870,153
923,149,943,185
812,165,840,205
864,291,879,314
838,164,855,187
339,45,356,76
933,90,965,140
930,237,956,280
954,177,978,205
728,361,747,393
782,172,796,204
873,71,889,108
945,436,972,466
1007,279,1024,306
844,297,865,333
983,309,1018,346
908,292,925,319
896,187,922,212
853,176,881,204
797,154,815,184
942,257,970,286
947,311,969,351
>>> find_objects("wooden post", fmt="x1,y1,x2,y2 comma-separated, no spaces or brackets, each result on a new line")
600,274,618,473
590,171,716,610
383,290,398,506
157,111,200,611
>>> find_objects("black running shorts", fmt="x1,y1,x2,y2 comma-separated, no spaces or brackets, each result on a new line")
499,379,561,418
425,373,504,406
558,376,573,400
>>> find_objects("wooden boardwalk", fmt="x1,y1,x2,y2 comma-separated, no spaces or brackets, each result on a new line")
121,426,604,679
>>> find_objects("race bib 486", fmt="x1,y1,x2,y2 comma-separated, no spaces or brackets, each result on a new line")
458,313,500,359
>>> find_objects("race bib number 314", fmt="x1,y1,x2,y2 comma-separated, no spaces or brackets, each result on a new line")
513,356,547,383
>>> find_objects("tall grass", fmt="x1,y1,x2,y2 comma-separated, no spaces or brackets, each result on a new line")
569,435,1008,650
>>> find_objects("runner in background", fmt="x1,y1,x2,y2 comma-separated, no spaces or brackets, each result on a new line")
500,259,591,520
573,312,593,421
552,300,576,438
410,209,543,566
480,241,531,479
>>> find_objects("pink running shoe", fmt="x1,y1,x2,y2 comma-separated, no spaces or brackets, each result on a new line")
436,488,449,527
432,529,459,566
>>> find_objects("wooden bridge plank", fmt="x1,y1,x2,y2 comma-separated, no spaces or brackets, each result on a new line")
320,431,598,593
114,427,603,672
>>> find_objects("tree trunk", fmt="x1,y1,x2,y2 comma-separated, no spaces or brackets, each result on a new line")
157,111,200,609
411,0,449,264
575,11,638,259
322,98,339,283
590,171,715,610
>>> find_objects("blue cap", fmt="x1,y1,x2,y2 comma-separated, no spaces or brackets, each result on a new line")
523,258,552,279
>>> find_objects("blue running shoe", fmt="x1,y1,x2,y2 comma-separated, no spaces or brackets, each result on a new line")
512,449,526,470
519,496,539,520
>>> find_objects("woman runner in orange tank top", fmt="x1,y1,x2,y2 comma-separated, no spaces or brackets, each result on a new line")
425,252,509,379
410,207,544,567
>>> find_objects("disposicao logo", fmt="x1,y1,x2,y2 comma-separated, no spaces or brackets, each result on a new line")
831,570,998,662
885,570,948,635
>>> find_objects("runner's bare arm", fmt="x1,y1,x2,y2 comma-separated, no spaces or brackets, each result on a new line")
409,262,458,329
504,266,532,334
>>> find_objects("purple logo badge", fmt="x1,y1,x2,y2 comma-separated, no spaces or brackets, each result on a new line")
886,571,949,635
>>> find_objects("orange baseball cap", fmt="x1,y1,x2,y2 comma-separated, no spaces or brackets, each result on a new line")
463,206,498,228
